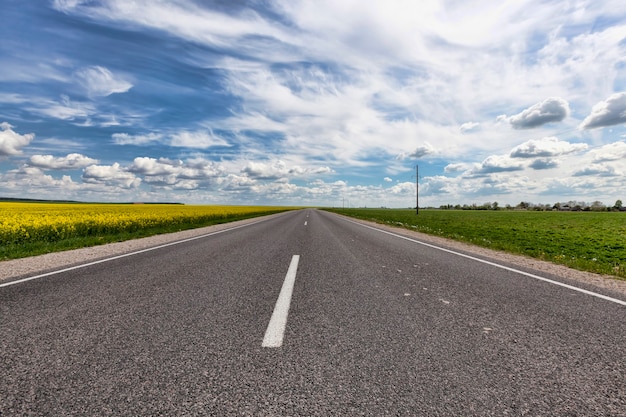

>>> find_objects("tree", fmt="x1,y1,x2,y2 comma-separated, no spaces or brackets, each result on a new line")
615,199,623,209
590,201,606,211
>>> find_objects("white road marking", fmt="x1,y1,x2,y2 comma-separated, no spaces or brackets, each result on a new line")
263,255,300,348
342,217,626,307
0,219,268,288
304,221,308,226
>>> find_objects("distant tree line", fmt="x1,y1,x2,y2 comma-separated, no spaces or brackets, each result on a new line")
437,199,625,212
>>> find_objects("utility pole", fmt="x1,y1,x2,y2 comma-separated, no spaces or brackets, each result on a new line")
416,164,419,215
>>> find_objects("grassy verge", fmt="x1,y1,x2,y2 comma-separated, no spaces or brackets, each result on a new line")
325,208,626,280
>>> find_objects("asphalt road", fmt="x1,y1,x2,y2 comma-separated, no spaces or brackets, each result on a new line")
1,209,625,416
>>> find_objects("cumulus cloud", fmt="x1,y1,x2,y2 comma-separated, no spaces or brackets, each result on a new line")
580,92,626,129
126,157,226,193
308,166,334,175
573,165,620,177
82,163,141,188
529,158,558,170
509,97,570,129
75,66,133,97
242,160,306,180
419,175,456,197
29,153,98,170
0,164,77,190
241,160,331,180
444,163,469,173
384,177,392,182
389,181,415,195
590,141,626,162
128,157,184,176
472,155,524,174
0,122,34,156
400,142,436,159
510,136,587,158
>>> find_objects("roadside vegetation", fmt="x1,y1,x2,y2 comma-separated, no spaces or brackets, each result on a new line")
325,208,626,280
0,202,296,261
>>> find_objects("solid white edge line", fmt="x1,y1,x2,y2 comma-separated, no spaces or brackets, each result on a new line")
0,218,268,288
342,217,626,307
262,255,300,348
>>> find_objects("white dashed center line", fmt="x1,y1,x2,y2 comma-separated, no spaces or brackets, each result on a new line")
262,255,300,348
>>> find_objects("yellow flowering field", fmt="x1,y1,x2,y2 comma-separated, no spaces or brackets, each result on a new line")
0,202,296,259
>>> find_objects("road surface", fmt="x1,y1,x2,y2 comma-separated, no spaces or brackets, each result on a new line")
1,209,625,416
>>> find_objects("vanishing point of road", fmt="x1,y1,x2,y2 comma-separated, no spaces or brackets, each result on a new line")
1,209,625,416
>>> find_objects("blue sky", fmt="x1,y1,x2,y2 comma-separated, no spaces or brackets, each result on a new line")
1,0,626,207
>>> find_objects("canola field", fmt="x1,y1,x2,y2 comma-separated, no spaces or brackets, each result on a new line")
0,202,295,260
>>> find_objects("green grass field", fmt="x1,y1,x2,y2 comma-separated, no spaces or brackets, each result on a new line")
325,208,626,280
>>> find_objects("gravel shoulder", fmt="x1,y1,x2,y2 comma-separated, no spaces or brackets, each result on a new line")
0,215,269,282
346,216,626,297
2,211,625,297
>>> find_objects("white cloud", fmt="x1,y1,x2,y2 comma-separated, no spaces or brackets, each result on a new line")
0,123,35,156
32,95,94,121
397,142,437,160
472,155,524,174
408,142,436,159
508,97,570,129
444,163,469,173
241,160,330,180
53,0,86,11
29,153,99,169
54,0,288,54
0,165,78,190
128,157,184,176
112,132,163,145
127,157,226,192
389,181,415,195
590,141,626,162
573,165,620,177
170,130,230,148
82,163,141,189
510,137,587,158
74,66,132,97
580,92,626,129
250,181,298,196
460,122,480,133
529,159,559,170
0,93,29,104
384,177,392,182
419,175,456,197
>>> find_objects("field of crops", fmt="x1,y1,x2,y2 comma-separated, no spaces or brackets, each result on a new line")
0,203,296,260
326,208,626,280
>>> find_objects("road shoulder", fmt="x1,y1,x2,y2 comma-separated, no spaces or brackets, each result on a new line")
338,214,626,298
